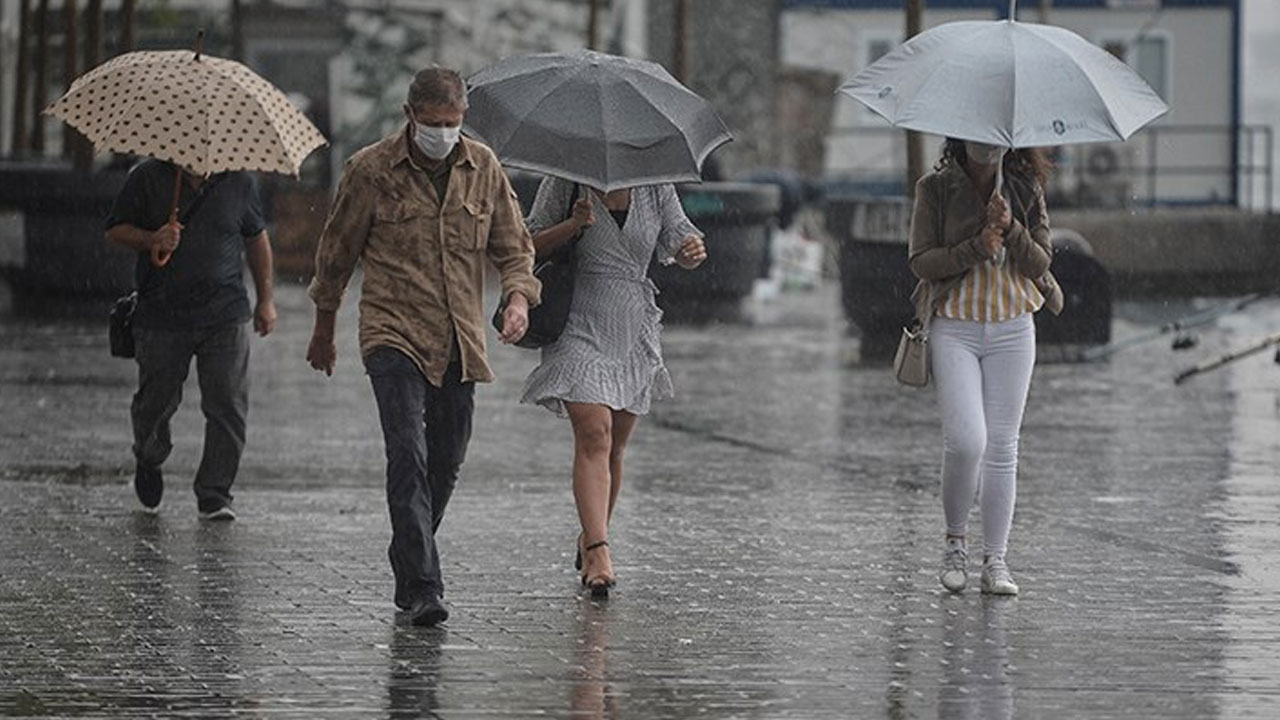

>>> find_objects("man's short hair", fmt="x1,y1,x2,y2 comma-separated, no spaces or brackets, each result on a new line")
407,67,468,111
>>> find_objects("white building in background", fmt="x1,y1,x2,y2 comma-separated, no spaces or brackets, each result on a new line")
781,0,1262,209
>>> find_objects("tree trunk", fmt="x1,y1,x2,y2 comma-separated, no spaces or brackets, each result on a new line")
904,0,924,197
231,0,245,62
63,0,80,160
12,0,31,153
72,0,104,171
672,0,687,82
31,0,50,154
121,0,135,54
587,0,599,50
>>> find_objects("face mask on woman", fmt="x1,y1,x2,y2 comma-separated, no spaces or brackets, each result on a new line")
413,123,460,160
964,141,1006,166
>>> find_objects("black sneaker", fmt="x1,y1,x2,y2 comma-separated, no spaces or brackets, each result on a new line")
407,595,448,627
198,502,236,522
134,464,163,511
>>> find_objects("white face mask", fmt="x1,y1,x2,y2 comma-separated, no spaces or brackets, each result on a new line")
413,123,460,160
964,141,1006,166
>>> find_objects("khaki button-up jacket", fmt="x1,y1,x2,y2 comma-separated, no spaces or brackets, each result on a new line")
907,164,1063,322
308,130,541,385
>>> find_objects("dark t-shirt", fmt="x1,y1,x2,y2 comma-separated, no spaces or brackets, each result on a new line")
106,160,266,330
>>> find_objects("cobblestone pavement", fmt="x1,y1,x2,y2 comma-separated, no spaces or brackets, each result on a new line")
2,281,1279,718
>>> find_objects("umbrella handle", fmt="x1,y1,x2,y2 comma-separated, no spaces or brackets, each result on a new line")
151,165,184,267
150,231,174,267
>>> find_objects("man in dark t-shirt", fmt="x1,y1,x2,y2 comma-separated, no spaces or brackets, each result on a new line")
106,159,276,520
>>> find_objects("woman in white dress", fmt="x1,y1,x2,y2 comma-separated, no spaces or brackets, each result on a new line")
521,175,706,596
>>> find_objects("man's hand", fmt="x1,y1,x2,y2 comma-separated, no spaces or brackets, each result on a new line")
306,329,337,376
675,235,707,269
152,221,182,253
254,300,277,337
499,292,530,345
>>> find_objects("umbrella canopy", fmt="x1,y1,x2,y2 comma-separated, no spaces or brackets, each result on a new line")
45,48,327,177
464,49,731,192
839,19,1169,148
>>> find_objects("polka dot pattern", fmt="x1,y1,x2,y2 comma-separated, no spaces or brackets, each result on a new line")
45,50,328,177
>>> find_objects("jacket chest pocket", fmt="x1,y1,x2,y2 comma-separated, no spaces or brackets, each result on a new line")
455,199,491,251
373,196,428,228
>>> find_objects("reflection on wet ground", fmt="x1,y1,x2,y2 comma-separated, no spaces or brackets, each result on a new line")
1,283,1278,718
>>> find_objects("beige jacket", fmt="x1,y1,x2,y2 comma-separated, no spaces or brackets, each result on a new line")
309,130,541,386
907,164,1063,322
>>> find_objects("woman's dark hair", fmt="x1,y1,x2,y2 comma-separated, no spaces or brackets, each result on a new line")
936,137,1053,188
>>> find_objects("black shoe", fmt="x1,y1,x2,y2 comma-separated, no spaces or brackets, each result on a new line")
407,595,449,627
580,540,616,599
134,464,163,510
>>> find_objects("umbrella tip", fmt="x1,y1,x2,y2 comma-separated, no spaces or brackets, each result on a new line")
195,28,205,61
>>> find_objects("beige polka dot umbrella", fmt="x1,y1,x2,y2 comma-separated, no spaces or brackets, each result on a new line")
45,42,327,265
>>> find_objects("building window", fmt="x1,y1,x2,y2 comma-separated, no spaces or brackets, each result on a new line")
860,32,900,122
1100,32,1170,101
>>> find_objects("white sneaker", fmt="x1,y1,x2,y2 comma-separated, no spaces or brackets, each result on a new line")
980,557,1019,596
198,505,236,522
939,542,968,593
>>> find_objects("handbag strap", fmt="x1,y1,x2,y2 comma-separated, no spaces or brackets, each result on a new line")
564,183,582,248
919,178,946,334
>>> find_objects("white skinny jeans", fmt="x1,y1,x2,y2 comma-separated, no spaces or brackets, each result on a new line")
930,313,1036,559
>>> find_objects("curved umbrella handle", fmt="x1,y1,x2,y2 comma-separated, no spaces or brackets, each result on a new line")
151,243,173,267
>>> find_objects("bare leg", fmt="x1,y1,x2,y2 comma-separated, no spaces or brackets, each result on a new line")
566,402,614,586
607,410,638,522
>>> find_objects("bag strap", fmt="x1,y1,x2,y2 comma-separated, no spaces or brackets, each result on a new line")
564,183,582,247
920,178,946,333
176,173,226,226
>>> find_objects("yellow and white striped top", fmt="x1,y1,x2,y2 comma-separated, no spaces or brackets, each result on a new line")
937,259,1044,322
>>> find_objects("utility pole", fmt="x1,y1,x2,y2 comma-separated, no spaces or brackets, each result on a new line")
587,0,599,50
905,0,923,197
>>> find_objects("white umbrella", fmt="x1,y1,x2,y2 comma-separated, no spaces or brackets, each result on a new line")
839,9,1169,148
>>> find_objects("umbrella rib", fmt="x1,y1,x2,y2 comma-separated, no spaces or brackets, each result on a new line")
481,68,579,152
1027,27,1132,138
613,74,700,169
84,64,171,155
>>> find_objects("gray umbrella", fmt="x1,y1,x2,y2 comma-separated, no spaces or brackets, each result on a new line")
464,49,731,192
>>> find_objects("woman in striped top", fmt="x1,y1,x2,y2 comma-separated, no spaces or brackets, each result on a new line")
907,138,1064,597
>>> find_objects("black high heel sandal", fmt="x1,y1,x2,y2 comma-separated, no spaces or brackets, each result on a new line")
580,540,615,598
574,532,584,571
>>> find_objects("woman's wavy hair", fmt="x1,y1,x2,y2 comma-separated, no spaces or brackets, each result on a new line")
936,138,1053,188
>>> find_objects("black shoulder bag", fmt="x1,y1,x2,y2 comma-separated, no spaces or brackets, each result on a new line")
493,183,582,349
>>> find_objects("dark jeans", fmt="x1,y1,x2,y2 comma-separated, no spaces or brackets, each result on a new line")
131,322,249,511
364,347,474,606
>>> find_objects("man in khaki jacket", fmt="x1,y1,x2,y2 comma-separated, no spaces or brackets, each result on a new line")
306,67,540,627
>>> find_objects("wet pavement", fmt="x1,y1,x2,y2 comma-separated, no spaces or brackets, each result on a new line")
2,279,1279,718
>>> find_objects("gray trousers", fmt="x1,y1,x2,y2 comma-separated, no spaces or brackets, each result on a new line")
364,347,474,607
131,322,249,511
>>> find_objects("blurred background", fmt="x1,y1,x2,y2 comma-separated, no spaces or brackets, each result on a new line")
0,1,1275,348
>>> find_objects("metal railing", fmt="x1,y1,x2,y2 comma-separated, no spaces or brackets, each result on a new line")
823,124,1274,212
